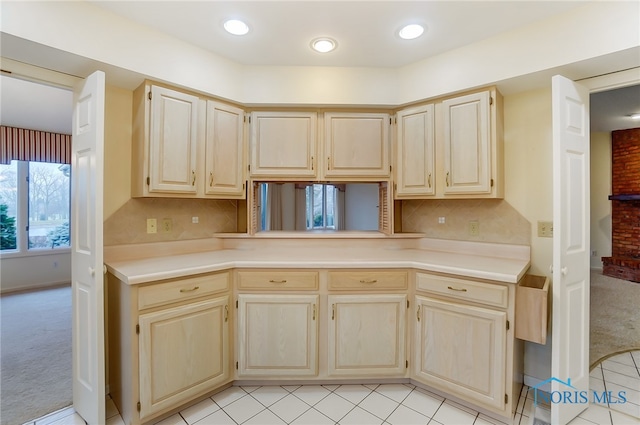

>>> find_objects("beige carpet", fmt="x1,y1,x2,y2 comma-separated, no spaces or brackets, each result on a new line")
0,285,72,425
590,271,640,369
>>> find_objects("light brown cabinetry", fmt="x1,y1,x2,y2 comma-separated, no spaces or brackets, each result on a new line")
324,112,391,179
395,104,436,197
235,269,319,377
107,271,232,425
394,88,503,199
132,82,246,199
327,270,408,377
249,111,317,178
413,272,518,417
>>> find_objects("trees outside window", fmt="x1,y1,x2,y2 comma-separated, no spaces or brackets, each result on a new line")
0,161,70,252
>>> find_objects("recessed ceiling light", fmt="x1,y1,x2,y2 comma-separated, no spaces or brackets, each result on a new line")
630,113,640,120
311,37,337,53
224,19,249,36
398,24,425,40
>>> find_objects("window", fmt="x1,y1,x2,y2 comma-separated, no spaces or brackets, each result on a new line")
0,160,70,253
306,184,336,229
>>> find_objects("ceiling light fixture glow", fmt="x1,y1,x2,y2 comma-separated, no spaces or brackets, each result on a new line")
399,24,424,40
630,113,640,120
224,19,249,36
311,38,337,53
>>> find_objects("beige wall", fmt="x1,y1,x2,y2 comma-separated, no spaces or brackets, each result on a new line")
590,132,612,270
104,85,133,220
503,87,553,277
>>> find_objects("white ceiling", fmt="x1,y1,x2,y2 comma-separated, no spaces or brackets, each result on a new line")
1,1,638,134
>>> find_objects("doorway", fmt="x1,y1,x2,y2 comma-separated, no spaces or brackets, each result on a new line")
0,74,74,424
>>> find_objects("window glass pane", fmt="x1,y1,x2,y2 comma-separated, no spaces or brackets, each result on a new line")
0,161,18,251
28,162,70,249
326,185,335,228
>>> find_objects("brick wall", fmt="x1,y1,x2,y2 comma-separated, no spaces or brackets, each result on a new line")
602,127,640,282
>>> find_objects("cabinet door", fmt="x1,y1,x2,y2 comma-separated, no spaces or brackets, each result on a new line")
205,101,245,197
414,295,506,411
237,294,318,377
328,294,406,376
324,113,390,178
138,296,230,419
442,91,492,194
396,105,435,197
250,111,317,178
149,85,199,193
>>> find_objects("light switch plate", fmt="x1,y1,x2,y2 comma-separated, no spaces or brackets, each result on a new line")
146,218,157,234
537,221,553,238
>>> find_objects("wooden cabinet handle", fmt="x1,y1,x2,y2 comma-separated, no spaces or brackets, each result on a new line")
269,279,287,283
428,172,432,188
332,304,335,320
417,305,420,321
446,171,450,186
224,305,229,322
447,286,468,292
192,170,196,186
209,171,214,186
312,304,316,321
359,279,377,284
180,286,200,293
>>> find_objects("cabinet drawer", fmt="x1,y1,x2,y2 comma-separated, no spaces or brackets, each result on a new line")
237,270,318,290
416,273,508,308
328,270,408,291
138,272,230,310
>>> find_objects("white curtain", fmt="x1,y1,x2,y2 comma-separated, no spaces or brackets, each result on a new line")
265,183,283,230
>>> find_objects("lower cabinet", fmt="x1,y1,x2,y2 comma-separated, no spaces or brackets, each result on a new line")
414,295,506,410
237,294,319,377
328,294,407,376
107,271,232,425
138,296,230,419
413,272,519,418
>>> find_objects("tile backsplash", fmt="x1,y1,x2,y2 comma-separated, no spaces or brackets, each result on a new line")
401,199,531,245
103,198,238,246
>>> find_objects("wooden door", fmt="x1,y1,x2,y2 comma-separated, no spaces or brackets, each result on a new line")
205,101,245,197
442,91,491,194
237,294,318,376
149,85,198,193
328,294,406,376
138,296,229,419
396,105,435,197
249,111,317,178
72,70,106,424
324,112,390,178
414,296,506,411
551,75,591,425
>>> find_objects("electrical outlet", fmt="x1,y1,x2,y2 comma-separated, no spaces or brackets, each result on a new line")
162,218,172,233
469,221,480,236
192,216,199,224
146,218,157,234
537,221,553,238
438,217,445,224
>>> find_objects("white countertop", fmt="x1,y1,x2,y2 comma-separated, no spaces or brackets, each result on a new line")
105,239,531,285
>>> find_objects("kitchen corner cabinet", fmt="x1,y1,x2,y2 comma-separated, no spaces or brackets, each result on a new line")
132,82,246,199
204,101,245,198
413,272,518,417
249,111,317,179
324,112,391,179
395,104,436,197
442,89,503,197
107,271,232,425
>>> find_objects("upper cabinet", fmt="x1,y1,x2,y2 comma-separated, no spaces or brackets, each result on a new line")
395,105,436,197
132,82,246,199
205,101,245,198
324,112,391,179
394,88,504,199
249,111,317,179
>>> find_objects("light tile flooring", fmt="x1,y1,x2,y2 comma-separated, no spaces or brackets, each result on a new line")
26,351,640,425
